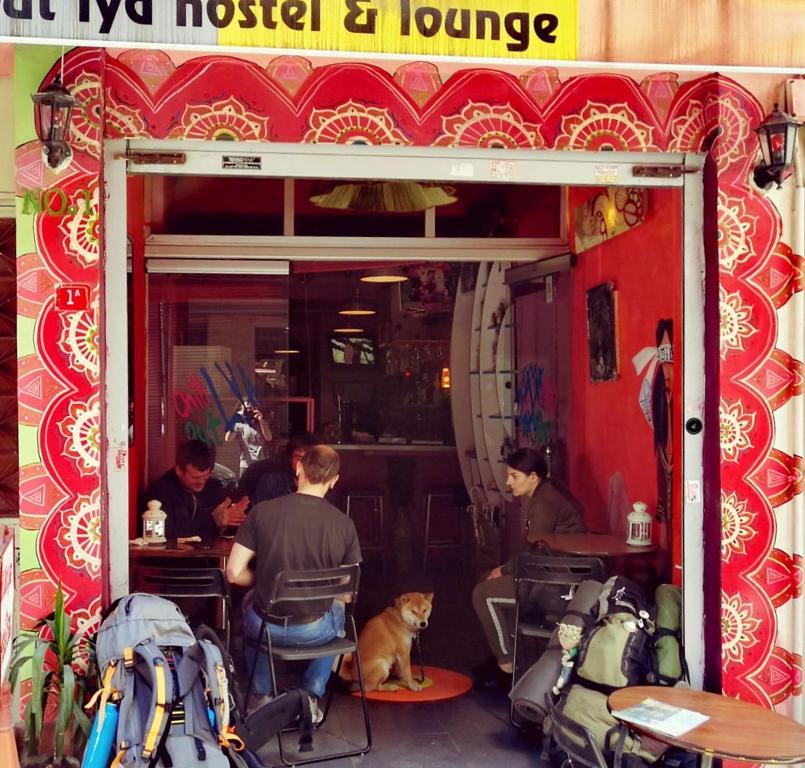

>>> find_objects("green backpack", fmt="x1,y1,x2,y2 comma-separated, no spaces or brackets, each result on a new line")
557,684,668,766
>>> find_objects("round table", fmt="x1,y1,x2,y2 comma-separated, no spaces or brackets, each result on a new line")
609,686,805,767
535,533,657,557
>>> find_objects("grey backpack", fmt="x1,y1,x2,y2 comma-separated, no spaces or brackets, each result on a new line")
89,593,242,768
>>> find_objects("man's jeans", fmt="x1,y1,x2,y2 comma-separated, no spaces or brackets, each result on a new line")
243,600,346,699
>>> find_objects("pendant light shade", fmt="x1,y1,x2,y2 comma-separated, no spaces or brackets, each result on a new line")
310,181,457,213
338,297,376,316
360,266,408,284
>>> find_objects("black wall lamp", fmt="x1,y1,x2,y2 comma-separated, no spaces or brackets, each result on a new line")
754,104,802,190
32,74,77,170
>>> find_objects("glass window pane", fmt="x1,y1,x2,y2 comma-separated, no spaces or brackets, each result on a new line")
146,273,289,484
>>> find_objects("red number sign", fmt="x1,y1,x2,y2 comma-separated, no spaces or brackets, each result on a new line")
55,283,90,312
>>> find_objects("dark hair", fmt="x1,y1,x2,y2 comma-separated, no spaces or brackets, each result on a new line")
505,447,548,479
285,430,319,459
300,445,340,484
175,439,215,471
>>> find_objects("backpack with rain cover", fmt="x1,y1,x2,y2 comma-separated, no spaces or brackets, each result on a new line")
574,576,655,691
87,594,245,768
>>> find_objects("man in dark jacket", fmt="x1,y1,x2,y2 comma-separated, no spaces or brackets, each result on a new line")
143,439,249,540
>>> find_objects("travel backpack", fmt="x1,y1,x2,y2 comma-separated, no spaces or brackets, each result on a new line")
87,594,244,768
647,584,688,686
557,684,668,766
574,576,655,691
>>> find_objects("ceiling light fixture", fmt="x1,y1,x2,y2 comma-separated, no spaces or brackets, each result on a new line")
360,266,408,284
338,289,376,316
310,180,457,213
333,327,366,334
273,348,300,354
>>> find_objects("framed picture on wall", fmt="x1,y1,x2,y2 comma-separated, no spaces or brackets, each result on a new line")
586,282,618,382
400,262,458,316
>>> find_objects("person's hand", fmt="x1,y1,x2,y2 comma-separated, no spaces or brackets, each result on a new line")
252,409,263,422
486,565,503,581
213,496,249,527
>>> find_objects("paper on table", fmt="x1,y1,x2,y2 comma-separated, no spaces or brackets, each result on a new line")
613,698,709,738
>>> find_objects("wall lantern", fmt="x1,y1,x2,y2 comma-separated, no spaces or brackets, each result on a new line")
754,104,802,189
31,75,77,170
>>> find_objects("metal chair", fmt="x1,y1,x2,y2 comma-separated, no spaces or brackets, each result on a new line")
243,564,372,766
512,552,605,684
545,695,609,768
131,565,232,649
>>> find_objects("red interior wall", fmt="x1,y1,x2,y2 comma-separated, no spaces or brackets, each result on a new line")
568,187,683,540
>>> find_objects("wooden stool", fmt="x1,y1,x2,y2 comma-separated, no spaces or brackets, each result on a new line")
423,487,463,570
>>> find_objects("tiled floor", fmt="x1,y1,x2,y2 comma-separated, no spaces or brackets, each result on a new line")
238,551,544,767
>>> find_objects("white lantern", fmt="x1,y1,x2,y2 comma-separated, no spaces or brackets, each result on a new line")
626,502,652,546
142,499,167,544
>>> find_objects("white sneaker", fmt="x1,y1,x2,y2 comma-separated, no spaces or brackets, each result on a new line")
307,694,324,726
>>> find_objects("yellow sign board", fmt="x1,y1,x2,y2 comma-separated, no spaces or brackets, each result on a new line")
219,0,577,60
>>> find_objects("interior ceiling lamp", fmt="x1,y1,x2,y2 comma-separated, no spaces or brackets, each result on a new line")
754,103,802,189
32,74,77,170
310,181,457,213
360,266,408,284
338,289,376,316
333,326,365,334
273,348,300,354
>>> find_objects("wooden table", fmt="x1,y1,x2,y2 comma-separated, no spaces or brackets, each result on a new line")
129,537,235,570
536,533,658,558
609,686,805,767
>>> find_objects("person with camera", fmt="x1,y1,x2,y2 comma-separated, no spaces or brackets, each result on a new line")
225,399,273,478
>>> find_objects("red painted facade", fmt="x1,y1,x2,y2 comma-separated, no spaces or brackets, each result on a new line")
15,49,803,715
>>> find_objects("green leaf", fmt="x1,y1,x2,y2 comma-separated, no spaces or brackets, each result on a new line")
54,664,75,761
29,641,49,750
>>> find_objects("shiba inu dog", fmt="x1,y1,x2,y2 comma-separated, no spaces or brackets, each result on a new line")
342,592,434,692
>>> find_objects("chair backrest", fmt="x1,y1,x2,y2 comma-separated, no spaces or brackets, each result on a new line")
515,553,606,588
266,564,360,612
546,696,609,768
133,565,230,599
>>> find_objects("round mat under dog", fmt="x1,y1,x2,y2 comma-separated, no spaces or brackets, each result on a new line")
351,666,472,702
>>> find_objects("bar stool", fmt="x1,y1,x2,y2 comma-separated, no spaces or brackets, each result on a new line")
423,486,463,570
344,487,385,552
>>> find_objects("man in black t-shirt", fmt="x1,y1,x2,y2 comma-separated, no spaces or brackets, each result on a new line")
142,440,249,540
227,445,361,712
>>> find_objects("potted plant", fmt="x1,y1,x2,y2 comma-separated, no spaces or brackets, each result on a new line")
9,585,94,768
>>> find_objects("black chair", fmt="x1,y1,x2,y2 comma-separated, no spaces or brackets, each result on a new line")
243,564,372,766
512,552,605,684
545,695,609,768
132,565,232,649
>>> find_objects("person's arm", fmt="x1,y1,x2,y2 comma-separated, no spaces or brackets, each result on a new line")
524,491,559,543
211,495,249,528
253,410,272,442
224,421,239,443
225,542,256,586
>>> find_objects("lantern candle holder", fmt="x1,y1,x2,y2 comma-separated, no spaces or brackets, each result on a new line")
142,499,167,544
626,501,652,546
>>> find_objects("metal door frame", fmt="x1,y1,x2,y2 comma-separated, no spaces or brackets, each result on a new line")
103,139,706,685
